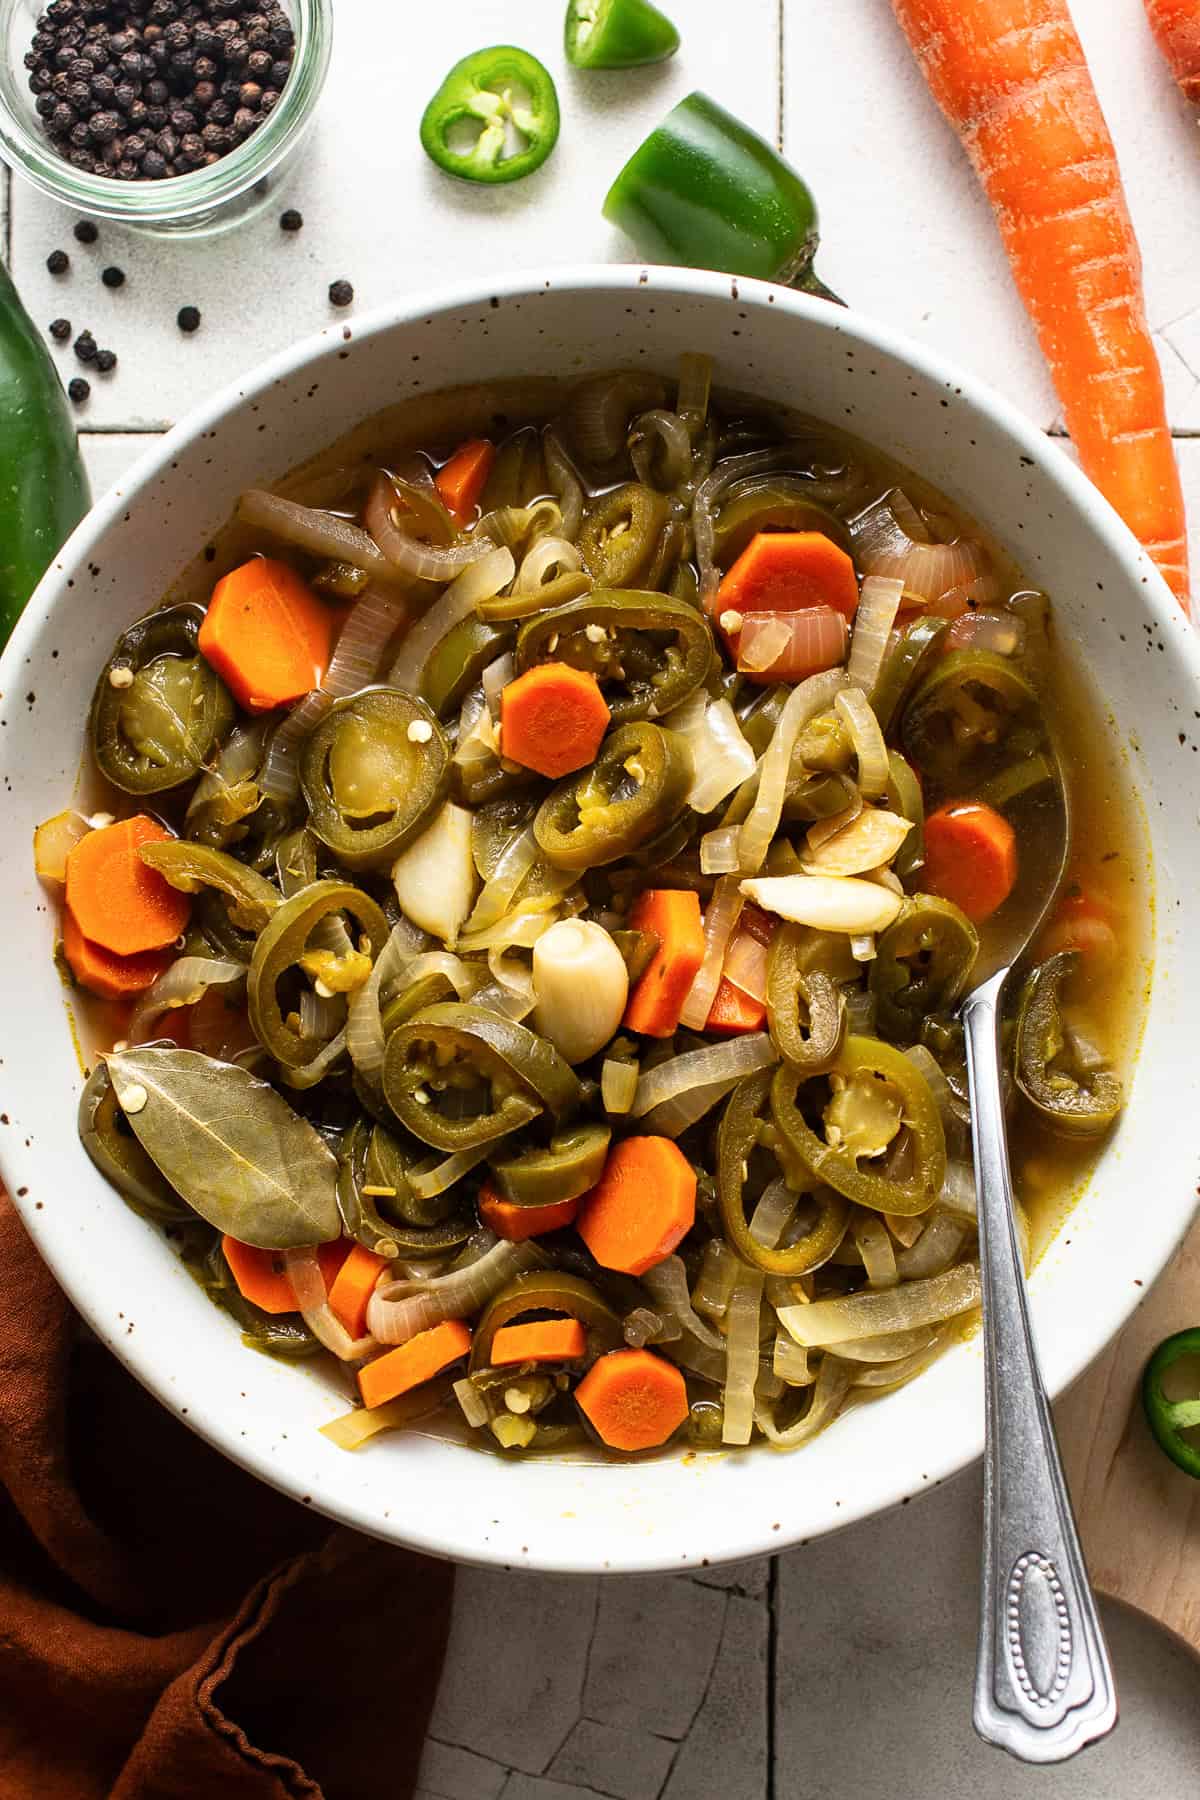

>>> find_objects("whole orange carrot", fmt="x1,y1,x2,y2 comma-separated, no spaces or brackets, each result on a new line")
889,0,1189,607
1146,0,1200,101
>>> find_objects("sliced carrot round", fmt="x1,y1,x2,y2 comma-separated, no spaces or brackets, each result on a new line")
478,1182,580,1242
500,662,612,779
61,908,171,1001
575,1348,688,1452
198,558,337,713
576,1136,696,1276
65,816,191,956
922,801,1017,924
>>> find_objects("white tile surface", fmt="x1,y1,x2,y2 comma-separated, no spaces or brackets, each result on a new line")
11,0,779,430
20,2,1200,1795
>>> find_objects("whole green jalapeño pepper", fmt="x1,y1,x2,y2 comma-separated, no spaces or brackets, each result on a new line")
565,0,680,69
1014,952,1121,1138
534,720,693,870
771,1037,946,1217
716,1069,849,1276
383,1002,581,1152
870,896,979,1044
420,46,561,185
603,92,836,296
1142,1330,1200,1479
91,603,235,795
299,688,449,872
516,589,713,722
0,257,89,650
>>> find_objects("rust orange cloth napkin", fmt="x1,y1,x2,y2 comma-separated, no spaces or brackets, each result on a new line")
0,1192,453,1799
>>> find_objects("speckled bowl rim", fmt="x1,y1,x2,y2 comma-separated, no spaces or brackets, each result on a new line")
2,263,1198,1574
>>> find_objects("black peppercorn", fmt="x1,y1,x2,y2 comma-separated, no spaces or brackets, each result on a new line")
73,218,99,242
141,148,167,176
177,303,201,332
94,347,117,371
46,248,69,274
231,105,255,138
259,86,278,113
68,376,90,404
101,263,125,288
328,280,354,309
49,317,72,340
279,206,301,231
73,329,97,362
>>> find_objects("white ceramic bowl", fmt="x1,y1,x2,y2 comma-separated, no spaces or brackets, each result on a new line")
2,267,1198,1575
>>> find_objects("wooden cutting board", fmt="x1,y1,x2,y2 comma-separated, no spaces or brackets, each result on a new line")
1057,1214,1200,1655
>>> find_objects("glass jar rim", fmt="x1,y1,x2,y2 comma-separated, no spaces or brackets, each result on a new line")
0,0,332,223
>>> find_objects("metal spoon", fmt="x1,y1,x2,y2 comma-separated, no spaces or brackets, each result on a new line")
959,761,1118,1762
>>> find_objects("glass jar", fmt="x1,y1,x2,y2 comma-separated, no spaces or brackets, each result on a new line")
0,0,332,237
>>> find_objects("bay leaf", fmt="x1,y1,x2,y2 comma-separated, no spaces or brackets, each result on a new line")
105,1046,340,1249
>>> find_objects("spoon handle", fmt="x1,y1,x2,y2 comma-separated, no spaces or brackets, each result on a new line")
962,971,1118,1765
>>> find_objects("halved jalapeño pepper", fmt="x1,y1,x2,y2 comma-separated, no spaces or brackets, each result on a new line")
91,602,234,795
870,896,978,1044
489,1122,612,1207
534,720,693,869
565,0,680,69
470,1270,623,1370
900,649,1041,789
1142,1329,1200,1479
383,1002,581,1151
516,589,713,722
247,880,389,1069
1014,952,1121,1137
771,1036,946,1216
603,91,829,292
420,46,560,185
766,924,845,1072
716,1068,849,1275
299,688,449,871
79,1060,193,1225
578,484,673,590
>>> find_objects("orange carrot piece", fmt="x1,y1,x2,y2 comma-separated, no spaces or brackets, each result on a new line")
575,1347,689,1452
478,1182,581,1242
500,662,612,778
715,531,860,635
1038,887,1118,962
622,888,706,1038
198,558,338,712
61,909,171,1001
435,438,496,526
327,1243,391,1338
490,1318,588,1366
705,976,767,1035
222,1237,298,1315
1146,0,1200,102
923,801,1017,923
576,1136,696,1276
317,1237,352,1293
888,0,1189,606
358,1319,472,1410
65,816,191,956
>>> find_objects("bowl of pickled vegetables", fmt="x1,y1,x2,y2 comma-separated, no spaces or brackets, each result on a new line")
3,267,1198,1573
